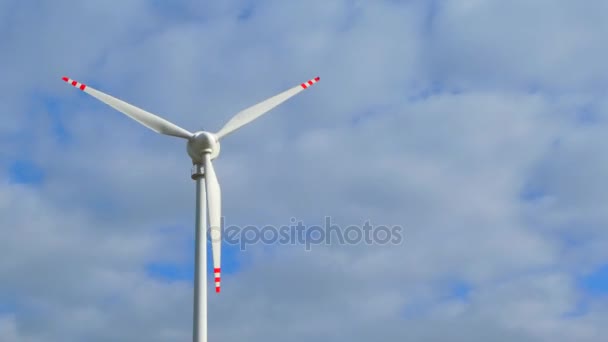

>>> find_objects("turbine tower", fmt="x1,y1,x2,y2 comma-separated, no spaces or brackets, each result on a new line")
61,75,321,342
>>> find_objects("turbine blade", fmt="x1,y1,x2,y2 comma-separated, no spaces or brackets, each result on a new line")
215,76,320,139
61,76,193,139
203,153,222,293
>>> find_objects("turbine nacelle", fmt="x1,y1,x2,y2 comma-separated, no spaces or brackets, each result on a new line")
187,131,220,163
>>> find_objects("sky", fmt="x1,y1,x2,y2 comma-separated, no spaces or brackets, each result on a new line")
1,0,608,341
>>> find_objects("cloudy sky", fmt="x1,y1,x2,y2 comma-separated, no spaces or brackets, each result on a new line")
1,0,608,341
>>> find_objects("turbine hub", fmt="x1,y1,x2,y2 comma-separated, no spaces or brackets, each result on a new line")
187,131,220,164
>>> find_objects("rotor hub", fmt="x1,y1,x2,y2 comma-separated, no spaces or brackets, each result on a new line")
187,131,220,163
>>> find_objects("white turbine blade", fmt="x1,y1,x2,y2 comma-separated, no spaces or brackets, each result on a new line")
215,76,320,139
62,76,193,139
203,153,222,293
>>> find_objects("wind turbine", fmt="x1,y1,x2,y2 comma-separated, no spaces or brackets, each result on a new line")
61,75,320,342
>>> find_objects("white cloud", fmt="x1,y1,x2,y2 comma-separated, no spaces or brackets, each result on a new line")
1,0,608,341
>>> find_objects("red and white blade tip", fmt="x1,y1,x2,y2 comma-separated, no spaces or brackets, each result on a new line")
300,76,320,89
214,268,221,293
61,76,87,91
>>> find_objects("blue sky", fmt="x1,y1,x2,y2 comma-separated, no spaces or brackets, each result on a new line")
581,265,608,296
9,160,45,185
2,1,608,341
